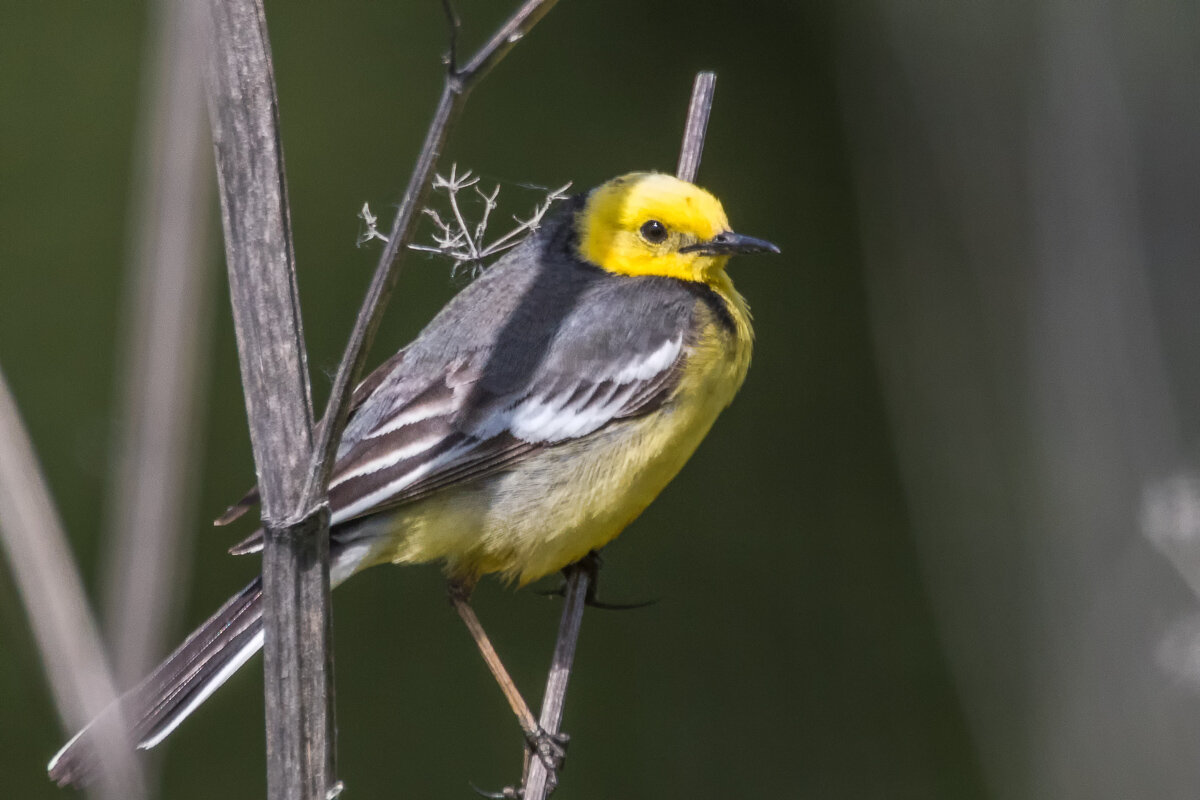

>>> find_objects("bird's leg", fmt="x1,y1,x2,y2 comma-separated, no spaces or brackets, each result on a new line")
448,581,569,779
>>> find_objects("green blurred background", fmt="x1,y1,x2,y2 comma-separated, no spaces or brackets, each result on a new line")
4,1,1199,798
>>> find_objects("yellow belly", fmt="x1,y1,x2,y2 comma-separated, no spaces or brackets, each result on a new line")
374,300,752,586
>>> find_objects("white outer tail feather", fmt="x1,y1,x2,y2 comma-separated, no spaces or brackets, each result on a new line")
135,628,265,750
47,542,374,783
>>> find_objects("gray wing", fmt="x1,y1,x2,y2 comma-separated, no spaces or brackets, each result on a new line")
325,293,689,524
222,204,702,547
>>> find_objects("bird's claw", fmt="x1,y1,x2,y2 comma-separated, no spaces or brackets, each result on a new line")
536,582,658,611
535,551,657,611
526,726,570,774
586,596,659,611
469,781,522,799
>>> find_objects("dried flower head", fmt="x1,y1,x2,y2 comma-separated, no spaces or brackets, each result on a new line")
357,165,571,279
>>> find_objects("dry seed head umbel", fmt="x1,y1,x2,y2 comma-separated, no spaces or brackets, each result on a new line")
359,164,571,278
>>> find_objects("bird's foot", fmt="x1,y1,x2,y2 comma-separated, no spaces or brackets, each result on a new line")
536,550,658,611
526,725,570,775
469,782,523,799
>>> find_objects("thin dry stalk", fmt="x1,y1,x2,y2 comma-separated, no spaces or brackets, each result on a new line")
677,71,717,183
0,367,146,800
204,1,329,799
304,0,561,509
521,567,589,800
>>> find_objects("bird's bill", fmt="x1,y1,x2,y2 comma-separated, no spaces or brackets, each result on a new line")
680,230,781,256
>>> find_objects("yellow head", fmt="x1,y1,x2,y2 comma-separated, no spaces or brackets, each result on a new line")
577,172,779,285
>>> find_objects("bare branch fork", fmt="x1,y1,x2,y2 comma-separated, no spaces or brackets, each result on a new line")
518,70,719,800
204,1,557,799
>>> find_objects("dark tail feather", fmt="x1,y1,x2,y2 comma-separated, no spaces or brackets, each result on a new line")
48,577,264,787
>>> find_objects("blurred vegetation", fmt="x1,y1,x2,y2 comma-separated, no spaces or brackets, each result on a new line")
8,1,1195,798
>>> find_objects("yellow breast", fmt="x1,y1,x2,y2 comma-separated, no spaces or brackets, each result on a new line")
379,289,753,585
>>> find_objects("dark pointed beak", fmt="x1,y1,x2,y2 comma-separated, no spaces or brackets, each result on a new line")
679,230,781,256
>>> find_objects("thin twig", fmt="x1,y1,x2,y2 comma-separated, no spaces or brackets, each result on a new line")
0,366,146,800
676,71,717,183
303,0,560,512
453,594,543,736
521,566,589,800
520,71,720,800
204,2,334,800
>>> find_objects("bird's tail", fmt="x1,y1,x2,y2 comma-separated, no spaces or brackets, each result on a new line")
47,577,265,787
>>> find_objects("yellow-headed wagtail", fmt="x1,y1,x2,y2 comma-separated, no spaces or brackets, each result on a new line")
48,171,778,786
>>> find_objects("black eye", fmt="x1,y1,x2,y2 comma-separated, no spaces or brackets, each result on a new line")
640,219,668,244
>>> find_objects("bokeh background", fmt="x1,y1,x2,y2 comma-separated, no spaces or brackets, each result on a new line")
3,1,1199,798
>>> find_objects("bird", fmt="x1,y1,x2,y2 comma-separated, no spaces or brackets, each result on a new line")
47,171,779,787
